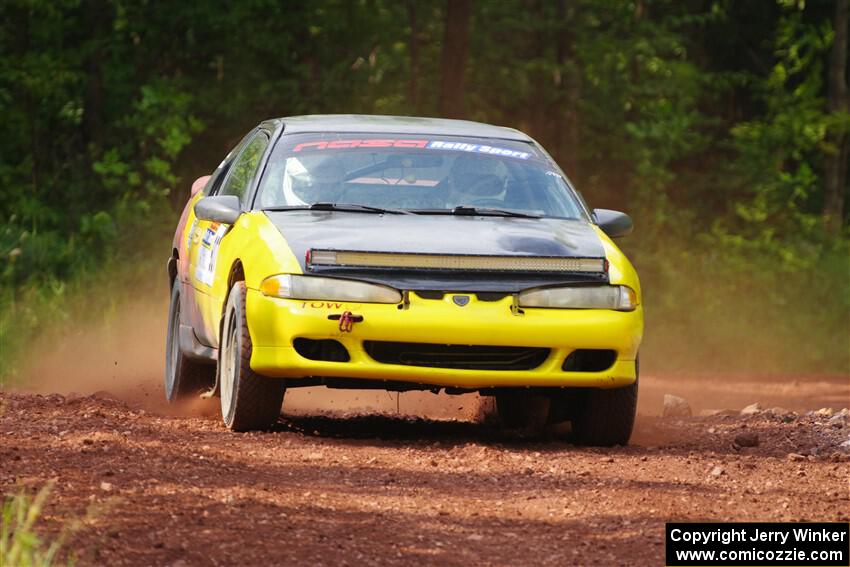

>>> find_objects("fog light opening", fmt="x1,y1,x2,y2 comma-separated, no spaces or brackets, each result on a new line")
293,338,351,362
562,349,617,372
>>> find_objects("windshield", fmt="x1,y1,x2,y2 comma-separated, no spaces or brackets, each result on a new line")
255,133,587,219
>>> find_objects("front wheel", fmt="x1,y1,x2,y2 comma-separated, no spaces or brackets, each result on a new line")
219,282,286,431
565,365,639,446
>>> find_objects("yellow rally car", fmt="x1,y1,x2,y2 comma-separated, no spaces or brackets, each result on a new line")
165,115,643,445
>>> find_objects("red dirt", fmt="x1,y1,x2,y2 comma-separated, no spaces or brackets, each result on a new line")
1,375,848,566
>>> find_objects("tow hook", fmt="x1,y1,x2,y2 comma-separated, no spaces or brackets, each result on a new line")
328,311,363,332
511,294,524,316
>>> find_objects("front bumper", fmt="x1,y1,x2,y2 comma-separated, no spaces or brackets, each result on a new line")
246,288,643,389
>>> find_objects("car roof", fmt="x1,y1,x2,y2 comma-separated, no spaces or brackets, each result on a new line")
265,114,532,142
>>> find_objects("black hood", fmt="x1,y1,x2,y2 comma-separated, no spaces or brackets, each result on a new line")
265,211,607,292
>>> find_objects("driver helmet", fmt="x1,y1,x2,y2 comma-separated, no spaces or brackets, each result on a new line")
446,155,504,207
284,156,346,205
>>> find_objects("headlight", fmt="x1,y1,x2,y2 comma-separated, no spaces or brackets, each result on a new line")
260,274,402,304
518,285,637,311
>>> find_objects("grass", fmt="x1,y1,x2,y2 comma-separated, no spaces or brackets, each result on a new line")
0,481,74,567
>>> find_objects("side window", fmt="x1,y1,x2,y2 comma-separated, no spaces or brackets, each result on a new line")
204,134,250,196
218,132,270,204
203,162,230,196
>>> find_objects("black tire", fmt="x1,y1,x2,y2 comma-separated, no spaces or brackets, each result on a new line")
219,282,286,431
495,390,551,431
165,280,215,401
569,365,639,447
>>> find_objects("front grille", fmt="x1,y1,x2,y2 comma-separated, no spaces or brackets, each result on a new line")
474,292,509,302
412,291,509,301
414,291,445,300
364,341,549,370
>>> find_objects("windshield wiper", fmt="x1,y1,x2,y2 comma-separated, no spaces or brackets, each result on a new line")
411,205,541,219
264,202,412,215
264,203,538,218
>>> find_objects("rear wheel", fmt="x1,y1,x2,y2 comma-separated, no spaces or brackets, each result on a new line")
495,390,551,431
566,362,639,446
219,282,286,431
165,280,215,401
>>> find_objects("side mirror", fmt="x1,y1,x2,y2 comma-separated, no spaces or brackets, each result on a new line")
593,208,633,238
191,175,211,196
194,195,241,225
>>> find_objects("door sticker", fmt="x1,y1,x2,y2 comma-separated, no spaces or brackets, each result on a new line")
195,222,228,287
186,219,198,255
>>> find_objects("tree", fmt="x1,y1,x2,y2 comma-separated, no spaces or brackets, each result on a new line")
408,0,421,113
823,0,848,233
438,0,473,118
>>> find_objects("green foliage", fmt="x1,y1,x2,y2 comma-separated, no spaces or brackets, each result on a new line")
1,481,70,567
726,3,841,243
0,0,847,378
574,0,714,237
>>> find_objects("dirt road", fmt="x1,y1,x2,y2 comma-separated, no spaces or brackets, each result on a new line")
1,374,848,566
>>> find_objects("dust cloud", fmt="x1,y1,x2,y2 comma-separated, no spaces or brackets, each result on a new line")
15,283,848,423
16,285,486,421
20,292,171,411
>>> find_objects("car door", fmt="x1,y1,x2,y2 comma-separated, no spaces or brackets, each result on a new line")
180,139,244,343
188,129,271,347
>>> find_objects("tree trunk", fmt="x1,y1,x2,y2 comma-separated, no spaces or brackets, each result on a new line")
557,0,580,179
13,5,40,213
823,0,848,233
521,0,547,140
438,0,473,119
407,0,420,113
82,0,110,148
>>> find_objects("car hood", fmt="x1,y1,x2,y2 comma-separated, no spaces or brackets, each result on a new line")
264,211,608,292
